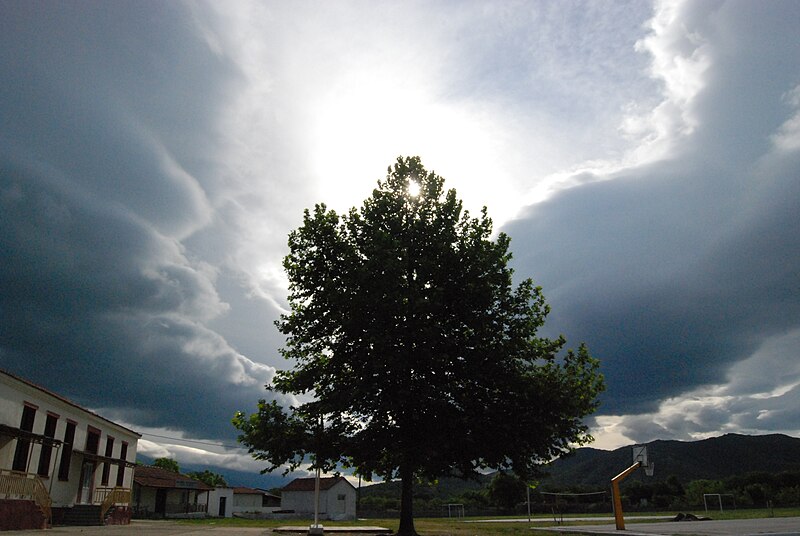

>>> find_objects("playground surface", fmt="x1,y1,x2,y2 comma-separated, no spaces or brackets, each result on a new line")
535,515,800,535
1,517,798,535
0,520,392,535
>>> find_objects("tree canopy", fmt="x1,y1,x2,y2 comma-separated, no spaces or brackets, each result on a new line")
488,472,528,510
187,470,228,488
233,156,604,535
152,457,180,473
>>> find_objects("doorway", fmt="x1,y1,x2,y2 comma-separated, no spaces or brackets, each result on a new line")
78,461,95,504
218,496,227,517
155,489,167,516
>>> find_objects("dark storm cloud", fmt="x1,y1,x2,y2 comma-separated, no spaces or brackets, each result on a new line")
3,0,799,457
0,2,238,236
0,143,283,439
0,1,284,441
503,0,800,419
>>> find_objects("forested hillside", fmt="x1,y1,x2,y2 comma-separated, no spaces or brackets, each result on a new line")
359,433,800,508
543,433,800,489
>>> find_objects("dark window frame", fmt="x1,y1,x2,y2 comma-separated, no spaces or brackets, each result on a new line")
115,442,128,487
36,412,59,477
101,436,114,485
85,426,101,454
58,420,77,481
12,404,37,472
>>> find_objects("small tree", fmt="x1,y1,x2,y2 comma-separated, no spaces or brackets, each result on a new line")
187,470,227,487
488,472,527,509
684,479,725,506
153,457,180,473
233,157,604,535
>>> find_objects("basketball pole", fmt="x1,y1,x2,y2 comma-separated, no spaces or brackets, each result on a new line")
611,461,641,530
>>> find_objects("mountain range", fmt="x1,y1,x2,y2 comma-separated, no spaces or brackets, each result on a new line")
137,433,800,495
360,433,800,498
544,433,800,489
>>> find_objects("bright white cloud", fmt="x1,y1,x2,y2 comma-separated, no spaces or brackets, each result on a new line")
593,329,800,449
507,0,800,451
772,85,800,152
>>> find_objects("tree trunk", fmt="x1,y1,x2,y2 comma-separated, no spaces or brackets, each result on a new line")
396,464,417,536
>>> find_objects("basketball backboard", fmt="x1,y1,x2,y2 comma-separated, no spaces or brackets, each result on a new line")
632,445,648,467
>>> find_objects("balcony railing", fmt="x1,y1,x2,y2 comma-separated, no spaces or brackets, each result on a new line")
94,486,131,505
95,486,132,522
166,502,208,515
0,469,52,522
132,501,208,519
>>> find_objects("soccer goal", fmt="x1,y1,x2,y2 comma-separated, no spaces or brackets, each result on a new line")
703,493,736,512
445,503,464,519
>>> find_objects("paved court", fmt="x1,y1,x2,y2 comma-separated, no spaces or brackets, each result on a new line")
3,518,800,536
0,520,271,535
535,515,800,535
0,520,391,536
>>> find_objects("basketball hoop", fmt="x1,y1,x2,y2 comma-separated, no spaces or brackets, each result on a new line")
634,445,654,476
632,445,648,466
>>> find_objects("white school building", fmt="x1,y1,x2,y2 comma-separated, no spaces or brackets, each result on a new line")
0,368,140,530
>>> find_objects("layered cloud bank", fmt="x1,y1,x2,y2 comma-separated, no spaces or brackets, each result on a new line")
504,0,800,447
0,3,289,444
1,0,799,476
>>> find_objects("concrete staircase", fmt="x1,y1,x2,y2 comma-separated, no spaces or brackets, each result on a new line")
61,504,103,526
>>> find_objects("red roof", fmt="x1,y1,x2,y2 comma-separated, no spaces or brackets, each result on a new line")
233,486,265,495
133,465,213,490
282,476,353,492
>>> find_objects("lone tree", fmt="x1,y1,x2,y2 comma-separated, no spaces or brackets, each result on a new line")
233,156,604,535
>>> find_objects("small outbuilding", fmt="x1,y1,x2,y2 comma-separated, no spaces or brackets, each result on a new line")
132,466,212,518
280,476,356,521
232,486,280,514
202,486,281,518
205,487,234,518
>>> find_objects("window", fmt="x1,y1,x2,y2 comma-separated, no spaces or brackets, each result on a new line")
85,426,101,454
116,442,128,487
58,421,76,481
36,413,59,477
12,404,37,472
101,436,114,485
337,494,346,501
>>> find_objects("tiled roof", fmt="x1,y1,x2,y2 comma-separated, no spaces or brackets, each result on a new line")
232,486,265,495
282,476,352,492
0,368,141,437
133,465,213,490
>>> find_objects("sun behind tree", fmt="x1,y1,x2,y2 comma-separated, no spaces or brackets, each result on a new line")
233,156,604,536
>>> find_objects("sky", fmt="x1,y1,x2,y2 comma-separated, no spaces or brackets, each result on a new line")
2,0,799,486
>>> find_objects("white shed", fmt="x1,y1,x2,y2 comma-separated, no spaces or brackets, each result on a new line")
231,486,280,515
206,487,234,518
280,476,356,521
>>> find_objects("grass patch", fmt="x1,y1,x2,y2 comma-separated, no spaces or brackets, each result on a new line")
176,507,800,535
177,516,563,534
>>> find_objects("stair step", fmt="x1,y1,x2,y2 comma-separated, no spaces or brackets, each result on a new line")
61,505,104,526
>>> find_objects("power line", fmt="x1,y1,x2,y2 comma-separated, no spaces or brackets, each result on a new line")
140,432,243,450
